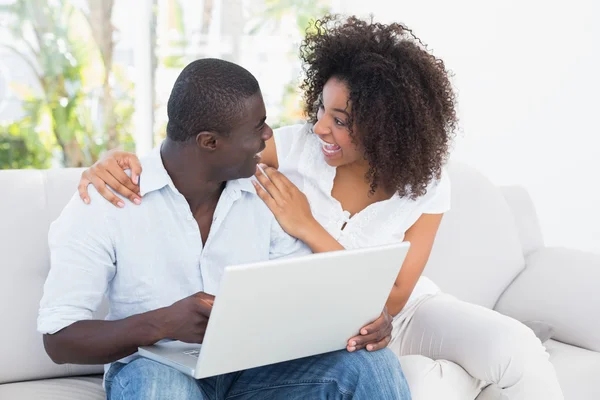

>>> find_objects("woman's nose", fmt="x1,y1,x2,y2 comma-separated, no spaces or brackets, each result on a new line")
313,117,329,136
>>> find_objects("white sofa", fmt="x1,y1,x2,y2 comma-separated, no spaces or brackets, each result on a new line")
0,163,598,399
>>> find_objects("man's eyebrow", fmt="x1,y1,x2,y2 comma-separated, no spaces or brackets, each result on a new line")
255,116,267,128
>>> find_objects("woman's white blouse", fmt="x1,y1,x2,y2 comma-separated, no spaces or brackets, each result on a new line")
273,123,451,307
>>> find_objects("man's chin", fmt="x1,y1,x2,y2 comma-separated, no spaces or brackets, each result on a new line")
239,164,257,179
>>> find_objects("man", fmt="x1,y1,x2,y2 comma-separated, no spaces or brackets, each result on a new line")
38,59,411,399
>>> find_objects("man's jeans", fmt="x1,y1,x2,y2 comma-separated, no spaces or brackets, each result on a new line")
105,349,411,399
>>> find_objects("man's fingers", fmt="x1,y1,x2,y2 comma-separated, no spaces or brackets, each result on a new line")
199,293,215,305
197,299,213,317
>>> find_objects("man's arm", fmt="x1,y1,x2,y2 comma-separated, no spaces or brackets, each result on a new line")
39,192,153,365
43,310,163,364
44,291,214,365
39,193,214,365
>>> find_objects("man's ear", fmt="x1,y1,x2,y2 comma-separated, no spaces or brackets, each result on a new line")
196,131,219,151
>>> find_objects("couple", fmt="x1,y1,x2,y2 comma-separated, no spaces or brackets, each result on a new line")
41,15,563,400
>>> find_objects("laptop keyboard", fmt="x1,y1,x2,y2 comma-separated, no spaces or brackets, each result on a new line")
183,349,200,358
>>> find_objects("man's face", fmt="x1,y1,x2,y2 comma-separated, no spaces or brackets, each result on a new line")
213,93,273,180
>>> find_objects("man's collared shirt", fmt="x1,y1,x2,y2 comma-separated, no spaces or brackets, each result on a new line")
38,145,311,335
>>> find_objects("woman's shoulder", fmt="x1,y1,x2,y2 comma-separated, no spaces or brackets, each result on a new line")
273,122,312,146
273,122,314,164
273,122,310,136
404,167,452,215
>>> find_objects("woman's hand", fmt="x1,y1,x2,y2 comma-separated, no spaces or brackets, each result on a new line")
252,165,318,241
78,150,143,208
347,308,393,352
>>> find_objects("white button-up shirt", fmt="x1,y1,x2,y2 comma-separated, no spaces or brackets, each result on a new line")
38,145,311,336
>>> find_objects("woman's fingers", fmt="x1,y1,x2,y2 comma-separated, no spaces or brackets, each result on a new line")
78,171,92,204
251,180,277,211
89,174,125,208
260,166,294,192
121,154,143,186
105,158,141,196
254,166,283,201
365,335,392,352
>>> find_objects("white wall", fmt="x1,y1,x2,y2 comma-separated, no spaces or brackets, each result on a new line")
342,0,600,254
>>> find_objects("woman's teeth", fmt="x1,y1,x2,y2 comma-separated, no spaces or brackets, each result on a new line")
318,137,341,154
322,145,341,155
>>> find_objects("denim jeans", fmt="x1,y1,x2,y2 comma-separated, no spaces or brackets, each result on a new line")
105,349,411,399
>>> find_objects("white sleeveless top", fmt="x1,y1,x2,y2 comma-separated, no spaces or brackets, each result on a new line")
273,123,451,307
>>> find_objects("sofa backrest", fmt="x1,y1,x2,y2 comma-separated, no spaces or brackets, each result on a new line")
0,169,104,384
424,163,527,309
498,185,545,257
0,163,536,383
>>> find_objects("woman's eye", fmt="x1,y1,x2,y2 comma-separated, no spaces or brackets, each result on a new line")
334,118,346,127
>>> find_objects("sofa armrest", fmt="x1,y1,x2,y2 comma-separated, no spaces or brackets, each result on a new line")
495,247,600,352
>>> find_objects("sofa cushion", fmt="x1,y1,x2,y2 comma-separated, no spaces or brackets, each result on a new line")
0,375,104,400
0,169,105,384
495,247,600,352
423,163,526,309
545,340,600,400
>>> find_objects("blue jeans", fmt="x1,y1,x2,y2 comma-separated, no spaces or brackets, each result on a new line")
105,349,411,399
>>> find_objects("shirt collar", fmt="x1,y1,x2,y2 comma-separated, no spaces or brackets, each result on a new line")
225,178,256,199
139,144,176,197
139,143,257,198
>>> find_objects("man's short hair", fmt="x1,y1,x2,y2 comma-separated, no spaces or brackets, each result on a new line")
166,58,260,141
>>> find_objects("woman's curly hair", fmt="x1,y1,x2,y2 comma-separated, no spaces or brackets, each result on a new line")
300,15,457,198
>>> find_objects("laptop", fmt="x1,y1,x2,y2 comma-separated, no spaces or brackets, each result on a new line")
138,242,410,379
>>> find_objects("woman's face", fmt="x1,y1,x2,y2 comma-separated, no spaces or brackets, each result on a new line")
313,77,363,168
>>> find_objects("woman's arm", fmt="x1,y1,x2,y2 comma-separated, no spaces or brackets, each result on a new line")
253,166,444,316
287,213,443,316
253,166,396,353
77,136,280,208
78,150,143,207
386,213,443,316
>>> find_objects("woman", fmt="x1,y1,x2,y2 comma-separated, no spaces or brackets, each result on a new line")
77,15,563,400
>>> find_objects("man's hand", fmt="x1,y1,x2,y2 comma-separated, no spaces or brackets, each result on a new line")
42,291,215,365
347,308,393,352
159,292,215,344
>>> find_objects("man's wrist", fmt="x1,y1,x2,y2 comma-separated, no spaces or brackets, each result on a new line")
130,308,168,346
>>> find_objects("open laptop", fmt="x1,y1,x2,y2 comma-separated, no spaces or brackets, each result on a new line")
138,242,410,379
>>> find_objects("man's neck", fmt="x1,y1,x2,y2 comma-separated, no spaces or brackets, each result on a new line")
160,138,225,212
